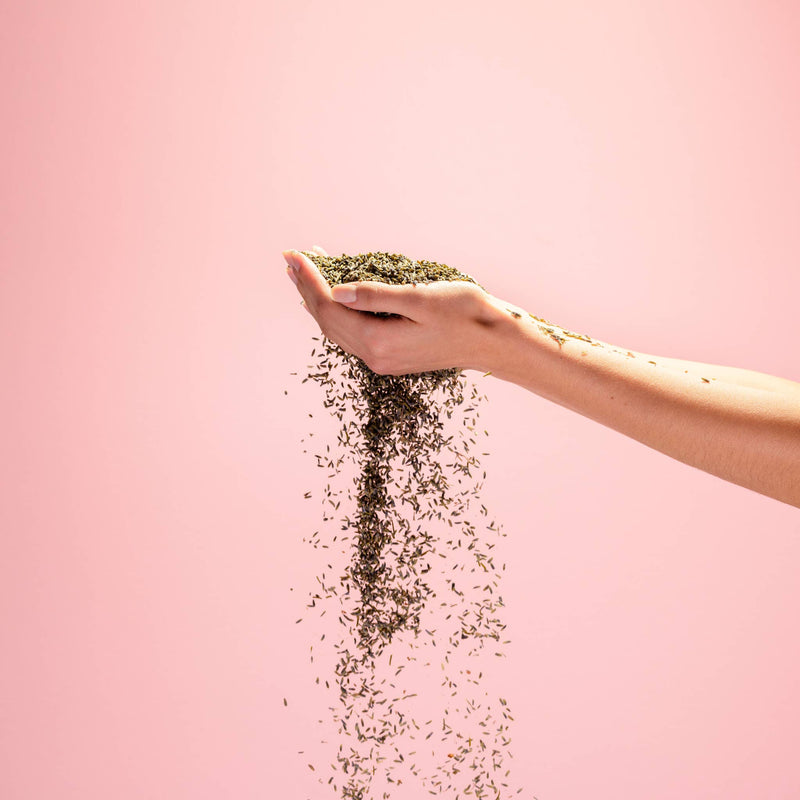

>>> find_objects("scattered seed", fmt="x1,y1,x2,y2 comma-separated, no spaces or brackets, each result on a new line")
293,250,525,799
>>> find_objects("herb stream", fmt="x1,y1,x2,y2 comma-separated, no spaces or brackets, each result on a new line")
295,252,526,799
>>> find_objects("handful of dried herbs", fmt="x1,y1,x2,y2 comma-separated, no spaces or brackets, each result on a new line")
295,251,523,799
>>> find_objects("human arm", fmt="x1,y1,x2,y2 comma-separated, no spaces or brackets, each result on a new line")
282,248,800,508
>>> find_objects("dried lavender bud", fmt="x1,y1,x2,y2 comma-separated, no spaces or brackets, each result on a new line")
295,251,524,799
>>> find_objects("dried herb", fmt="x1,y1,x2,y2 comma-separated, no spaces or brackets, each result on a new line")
294,251,524,799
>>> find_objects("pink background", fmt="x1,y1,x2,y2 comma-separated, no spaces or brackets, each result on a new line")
2,1,799,798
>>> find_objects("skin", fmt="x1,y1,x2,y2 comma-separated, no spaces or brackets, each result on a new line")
283,247,800,509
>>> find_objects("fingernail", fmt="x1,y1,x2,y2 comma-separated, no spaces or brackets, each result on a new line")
332,285,357,303
286,265,298,285
282,250,299,271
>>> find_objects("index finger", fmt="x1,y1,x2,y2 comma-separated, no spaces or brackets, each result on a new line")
283,250,332,295
283,248,358,331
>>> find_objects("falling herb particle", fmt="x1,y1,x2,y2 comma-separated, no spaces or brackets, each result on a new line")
293,250,523,800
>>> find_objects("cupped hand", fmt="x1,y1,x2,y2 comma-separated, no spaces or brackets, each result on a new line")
282,247,507,375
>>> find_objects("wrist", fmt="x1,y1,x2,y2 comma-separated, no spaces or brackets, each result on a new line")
468,292,569,397
465,292,531,374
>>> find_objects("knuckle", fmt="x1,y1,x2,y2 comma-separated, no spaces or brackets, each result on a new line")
400,286,423,310
353,282,379,309
358,281,378,299
458,282,485,312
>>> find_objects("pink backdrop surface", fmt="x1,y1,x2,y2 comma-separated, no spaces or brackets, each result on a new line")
2,1,799,798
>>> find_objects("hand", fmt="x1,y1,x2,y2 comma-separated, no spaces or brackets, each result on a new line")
282,247,507,375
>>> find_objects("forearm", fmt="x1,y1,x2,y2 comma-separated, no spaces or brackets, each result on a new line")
476,295,800,508
626,352,800,397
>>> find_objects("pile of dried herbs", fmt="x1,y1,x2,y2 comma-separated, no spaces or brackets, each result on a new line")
294,251,523,799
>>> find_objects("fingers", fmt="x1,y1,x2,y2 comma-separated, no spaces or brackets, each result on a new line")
281,249,488,375
331,280,425,319
283,249,333,333
284,247,426,320
311,245,329,257
283,249,364,343
283,250,332,305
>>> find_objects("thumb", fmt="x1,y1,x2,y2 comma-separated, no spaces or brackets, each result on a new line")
331,281,423,318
